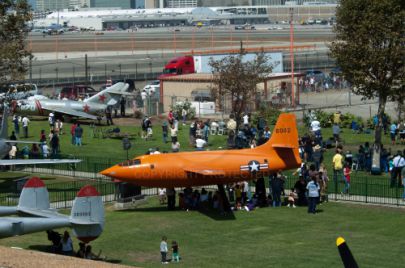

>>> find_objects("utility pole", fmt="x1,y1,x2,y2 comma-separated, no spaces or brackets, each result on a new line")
29,56,32,84
289,7,295,107
85,54,88,85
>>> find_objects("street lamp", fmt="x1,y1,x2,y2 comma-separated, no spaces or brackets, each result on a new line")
289,7,295,107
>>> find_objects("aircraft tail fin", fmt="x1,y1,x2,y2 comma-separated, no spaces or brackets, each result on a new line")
0,106,9,139
84,82,129,106
18,177,50,211
256,113,301,169
70,185,105,243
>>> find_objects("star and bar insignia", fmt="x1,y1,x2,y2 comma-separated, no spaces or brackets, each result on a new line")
240,160,269,173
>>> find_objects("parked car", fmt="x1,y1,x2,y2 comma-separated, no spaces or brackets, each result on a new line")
58,85,97,100
142,80,160,95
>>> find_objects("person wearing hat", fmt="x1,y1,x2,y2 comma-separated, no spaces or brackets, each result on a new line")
391,151,405,187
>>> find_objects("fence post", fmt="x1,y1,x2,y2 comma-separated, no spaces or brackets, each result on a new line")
334,176,337,201
64,188,67,208
397,185,399,207
365,175,368,203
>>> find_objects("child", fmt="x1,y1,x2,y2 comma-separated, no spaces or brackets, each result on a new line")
158,188,166,205
160,236,168,264
171,241,180,262
287,188,297,208
343,163,351,195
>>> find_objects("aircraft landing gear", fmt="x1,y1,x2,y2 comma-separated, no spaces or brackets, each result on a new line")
217,184,231,212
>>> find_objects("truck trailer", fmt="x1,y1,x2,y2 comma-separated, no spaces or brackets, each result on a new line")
159,52,283,79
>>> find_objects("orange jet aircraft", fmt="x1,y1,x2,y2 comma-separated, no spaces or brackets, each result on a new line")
100,113,301,188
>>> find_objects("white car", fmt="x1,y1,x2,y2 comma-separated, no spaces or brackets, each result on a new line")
143,80,160,95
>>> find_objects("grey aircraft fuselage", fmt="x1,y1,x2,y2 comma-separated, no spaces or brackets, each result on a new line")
17,98,106,118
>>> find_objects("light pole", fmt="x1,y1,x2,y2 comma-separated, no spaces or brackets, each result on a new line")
289,7,295,107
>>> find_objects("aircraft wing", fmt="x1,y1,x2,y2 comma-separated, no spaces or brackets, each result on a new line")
0,159,81,166
17,208,64,218
0,206,18,216
184,168,226,176
42,106,98,120
4,140,41,144
0,217,70,238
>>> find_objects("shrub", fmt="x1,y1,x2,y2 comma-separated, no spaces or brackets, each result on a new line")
341,113,363,128
171,101,196,120
251,106,281,126
133,110,143,119
314,110,333,128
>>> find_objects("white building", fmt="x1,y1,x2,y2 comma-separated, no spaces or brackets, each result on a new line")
36,0,70,11
166,0,197,8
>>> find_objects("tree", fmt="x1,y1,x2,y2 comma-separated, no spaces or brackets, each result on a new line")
209,46,273,128
330,0,404,172
0,0,32,86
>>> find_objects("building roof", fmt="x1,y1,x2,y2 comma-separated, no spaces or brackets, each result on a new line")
160,72,305,82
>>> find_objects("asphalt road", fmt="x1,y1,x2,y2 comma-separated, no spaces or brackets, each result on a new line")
27,24,334,88
28,24,334,53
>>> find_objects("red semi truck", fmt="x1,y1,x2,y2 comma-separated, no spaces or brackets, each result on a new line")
159,52,284,79
159,56,195,78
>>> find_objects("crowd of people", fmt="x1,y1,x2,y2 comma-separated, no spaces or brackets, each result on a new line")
46,230,104,261
298,72,349,93
9,112,85,160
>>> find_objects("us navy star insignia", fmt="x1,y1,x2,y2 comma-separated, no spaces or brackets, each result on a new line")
248,161,260,172
240,160,268,173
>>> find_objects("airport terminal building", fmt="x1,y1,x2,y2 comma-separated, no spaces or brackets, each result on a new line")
34,4,337,30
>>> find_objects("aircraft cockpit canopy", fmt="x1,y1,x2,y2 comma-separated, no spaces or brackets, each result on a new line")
118,159,141,167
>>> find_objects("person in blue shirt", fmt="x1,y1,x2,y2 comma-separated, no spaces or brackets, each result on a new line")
306,176,320,214
390,123,397,145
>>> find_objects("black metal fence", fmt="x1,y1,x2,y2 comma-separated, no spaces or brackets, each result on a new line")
282,174,405,207
2,155,404,208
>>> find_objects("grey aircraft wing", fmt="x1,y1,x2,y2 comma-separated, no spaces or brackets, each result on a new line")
0,217,70,238
0,206,18,216
0,159,81,166
42,106,99,120
4,140,41,144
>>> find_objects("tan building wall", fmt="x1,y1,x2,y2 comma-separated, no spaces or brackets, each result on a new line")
160,73,304,113
161,81,212,112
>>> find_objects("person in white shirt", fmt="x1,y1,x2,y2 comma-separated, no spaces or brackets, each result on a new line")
195,136,207,151
181,108,187,125
9,146,17,159
227,118,236,132
310,118,321,133
41,142,49,158
48,112,55,130
160,236,168,264
171,141,180,152
243,113,249,126
158,188,166,204
22,116,30,138
170,125,178,143
391,151,405,187
306,176,320,214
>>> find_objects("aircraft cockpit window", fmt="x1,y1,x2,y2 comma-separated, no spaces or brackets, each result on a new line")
118,159,141,167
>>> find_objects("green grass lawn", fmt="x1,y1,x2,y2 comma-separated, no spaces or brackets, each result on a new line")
1,198,405,267
15,117,404,160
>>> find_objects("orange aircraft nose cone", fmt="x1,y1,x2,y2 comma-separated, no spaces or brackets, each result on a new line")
99,166,118,177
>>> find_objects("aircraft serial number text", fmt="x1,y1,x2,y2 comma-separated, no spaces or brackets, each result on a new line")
275,128,291,134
